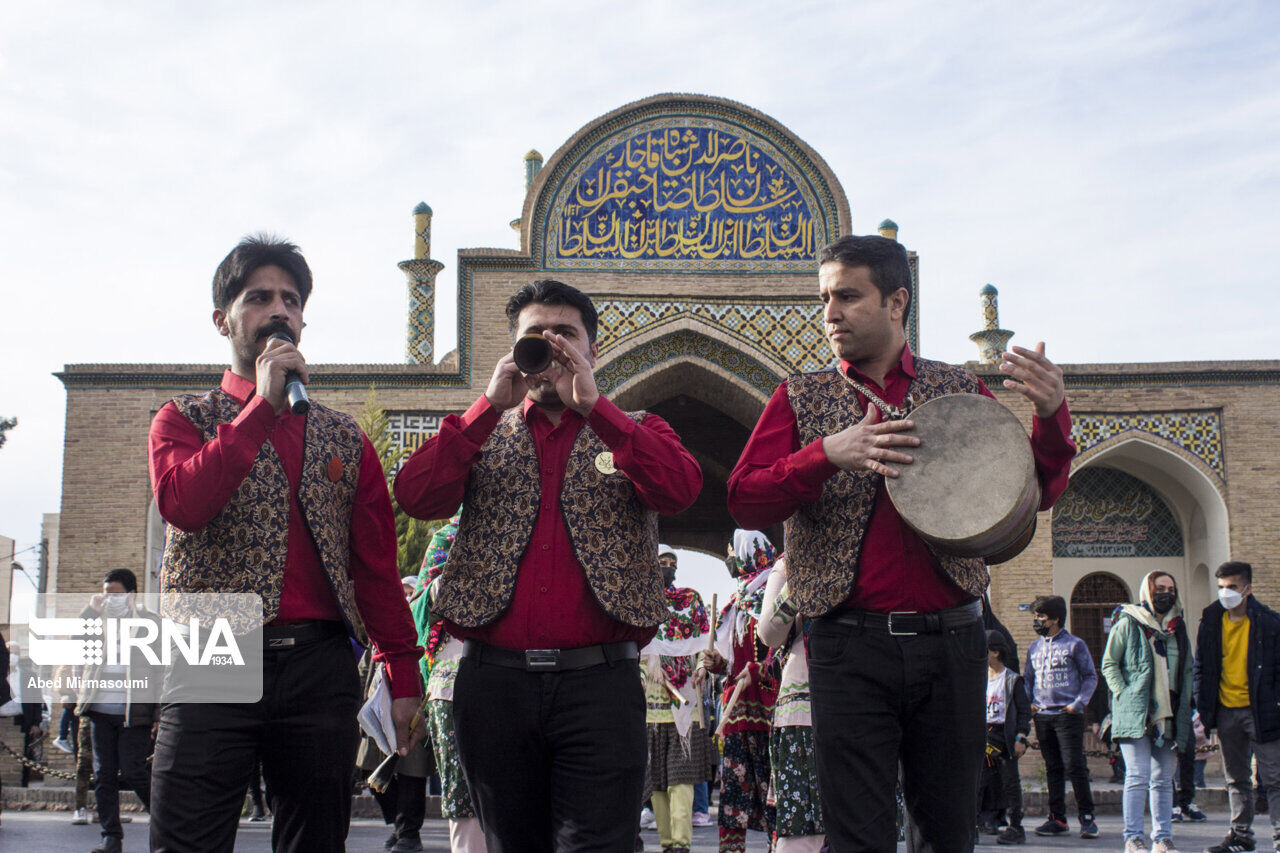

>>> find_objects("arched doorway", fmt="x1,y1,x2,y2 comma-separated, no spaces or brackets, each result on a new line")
1070,572,1131,724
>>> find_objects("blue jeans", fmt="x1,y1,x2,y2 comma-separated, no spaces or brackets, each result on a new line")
1118,735,1178,842
693,781,709,814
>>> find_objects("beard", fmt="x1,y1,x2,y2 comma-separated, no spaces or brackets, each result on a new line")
525,373,564,410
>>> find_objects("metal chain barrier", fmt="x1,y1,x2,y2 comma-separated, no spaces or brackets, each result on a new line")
0,732,78,781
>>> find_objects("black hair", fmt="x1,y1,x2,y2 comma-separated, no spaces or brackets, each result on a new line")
504,279,599,344
103,568,138,593
212,234,313,311
986,629,1010,665
1216,561,1253,585
1032,594,1067,625
816,234,913,325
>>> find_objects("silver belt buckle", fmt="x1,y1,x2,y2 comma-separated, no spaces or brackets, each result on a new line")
267,637,296,648
525,649,560,670
887,611,918,636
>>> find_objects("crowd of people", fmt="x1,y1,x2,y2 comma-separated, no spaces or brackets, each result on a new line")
0,230,1275,853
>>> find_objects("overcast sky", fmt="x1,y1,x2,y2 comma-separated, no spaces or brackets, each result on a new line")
1,2,1276,589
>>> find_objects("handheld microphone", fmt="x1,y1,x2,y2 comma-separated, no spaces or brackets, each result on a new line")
268,331,311,415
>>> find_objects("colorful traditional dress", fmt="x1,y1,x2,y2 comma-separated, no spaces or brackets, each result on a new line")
714,531,779,853
410,515,486,852
642,584,714,852
757,557,825,851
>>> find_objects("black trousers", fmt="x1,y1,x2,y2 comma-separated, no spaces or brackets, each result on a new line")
150,633,361,853
808,614,987,853
1033,713,1095,820
87,711,152,840
1176,735,1197,810
453,653,647,852
979,728,1023,828
371,773,428,838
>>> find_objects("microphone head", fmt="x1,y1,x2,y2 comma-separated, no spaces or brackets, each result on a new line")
268,330,296,346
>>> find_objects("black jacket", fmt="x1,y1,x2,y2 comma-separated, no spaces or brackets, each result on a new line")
1195,596,1280,742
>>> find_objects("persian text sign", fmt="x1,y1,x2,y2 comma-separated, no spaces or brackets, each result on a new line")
550,125,820,264
1051,467,1184,558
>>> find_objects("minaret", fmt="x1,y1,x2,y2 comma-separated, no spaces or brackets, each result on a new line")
511,149,544,232
968,284,1015,364
400,202,445,364
877,218,899,240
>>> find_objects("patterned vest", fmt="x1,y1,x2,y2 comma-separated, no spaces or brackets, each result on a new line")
433,408,668,629
159,389,368,644
783,357,990,616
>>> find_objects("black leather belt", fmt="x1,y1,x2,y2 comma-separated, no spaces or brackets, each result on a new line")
263,620,345,649
462,639,638,672
819,599,981,636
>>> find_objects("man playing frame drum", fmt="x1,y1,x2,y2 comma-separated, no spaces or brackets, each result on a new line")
727,234,1077,851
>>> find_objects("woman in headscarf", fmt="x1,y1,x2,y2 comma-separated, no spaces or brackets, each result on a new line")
757,553,825,851
410,513,487,853
1101,571,1194,853
699,529,779,853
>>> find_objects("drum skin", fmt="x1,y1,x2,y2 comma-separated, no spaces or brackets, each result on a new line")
886,393,1040,565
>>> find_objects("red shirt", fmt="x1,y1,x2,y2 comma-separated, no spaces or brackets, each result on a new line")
727,345,1076,613
393,394,702,651
149,370,424,698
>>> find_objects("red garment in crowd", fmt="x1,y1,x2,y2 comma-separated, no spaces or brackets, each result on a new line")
393,394,702,651
149,370,423,698
727,345,1076,614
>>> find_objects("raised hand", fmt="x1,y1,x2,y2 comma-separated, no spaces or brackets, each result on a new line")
543,331,599,416
821,406,918,477
1000,341,1066,418
485,352,533,411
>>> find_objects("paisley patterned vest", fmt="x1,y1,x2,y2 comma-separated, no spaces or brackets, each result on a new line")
433,408,668,629
783,357,990,616
159,389,368,644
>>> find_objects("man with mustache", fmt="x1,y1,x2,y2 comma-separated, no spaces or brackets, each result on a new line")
146,235,424,852
395,279,701,851
728,234,1077,851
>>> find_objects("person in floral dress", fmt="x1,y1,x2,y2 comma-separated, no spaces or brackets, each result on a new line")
700,530,779,853
757,554,825,851
641,545,714,853
410,514,487,853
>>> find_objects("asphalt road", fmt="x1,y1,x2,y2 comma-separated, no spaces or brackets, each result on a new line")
0,809,1245,851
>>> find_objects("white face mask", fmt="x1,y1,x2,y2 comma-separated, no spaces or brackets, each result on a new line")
1219,588,1245,610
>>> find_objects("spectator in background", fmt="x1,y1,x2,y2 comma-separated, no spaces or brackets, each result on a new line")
982,630,1031,845
1101,571,1193,853
1024,594,1100,839
1173,710,1208,822
1195,560,1280,853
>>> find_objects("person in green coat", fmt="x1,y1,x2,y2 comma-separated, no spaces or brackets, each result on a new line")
1102,571,1194,853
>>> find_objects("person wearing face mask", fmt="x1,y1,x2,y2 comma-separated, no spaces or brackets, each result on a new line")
1195,561,1280,853
75,569,159,853
1101,571,1193,853
1023,594,1100,838
639,545,713,853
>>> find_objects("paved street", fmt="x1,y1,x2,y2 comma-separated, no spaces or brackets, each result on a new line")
0,808,1247,851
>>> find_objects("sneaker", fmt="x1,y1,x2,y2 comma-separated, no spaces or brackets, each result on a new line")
979,818,1000,835
53,736,74,753
384,831,398,850
1206,831,1257,853
1153,841,1180,853
248,805,268,822
691,811,713,827
639,807,656,829
71,808,89,825
1081,815,1100,838
1035,818,1069,836
997,825,1026,845
1184,802,1207,822
1125,840,1149,853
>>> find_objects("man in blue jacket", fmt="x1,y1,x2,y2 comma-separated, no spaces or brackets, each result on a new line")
1196,561,1280,853
1024,594,1099,839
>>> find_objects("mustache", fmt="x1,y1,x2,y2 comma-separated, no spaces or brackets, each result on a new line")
256,321,295,343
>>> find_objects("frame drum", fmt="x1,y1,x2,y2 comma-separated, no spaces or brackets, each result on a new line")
885,393,1039,565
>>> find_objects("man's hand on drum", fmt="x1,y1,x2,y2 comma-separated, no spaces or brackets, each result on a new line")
1000,341,1066,419
822,406,918,477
